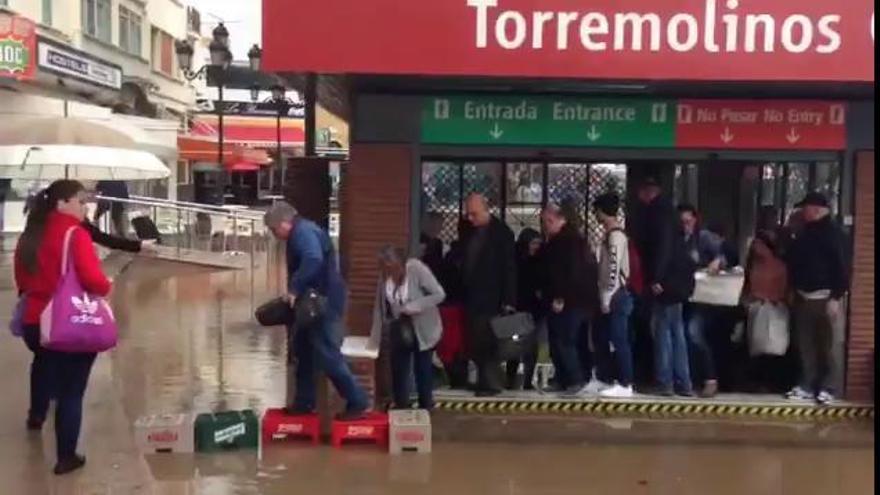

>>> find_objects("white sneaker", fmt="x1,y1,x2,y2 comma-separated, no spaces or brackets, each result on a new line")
600,384,634,399
786,386,814,401
816,390,835,406
583,379,611,395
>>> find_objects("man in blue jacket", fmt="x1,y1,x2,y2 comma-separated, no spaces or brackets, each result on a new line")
264,202,368,420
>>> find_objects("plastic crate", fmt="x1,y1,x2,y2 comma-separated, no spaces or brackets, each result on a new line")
330,412,389,448
261,408,320,444
195,410,259,452
134,413,195,453
389,409,431,454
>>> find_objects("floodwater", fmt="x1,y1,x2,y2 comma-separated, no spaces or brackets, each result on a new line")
0,253,873,494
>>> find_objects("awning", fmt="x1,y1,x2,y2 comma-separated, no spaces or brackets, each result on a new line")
228,160,261,172
189,114,305,147
177,135,272,165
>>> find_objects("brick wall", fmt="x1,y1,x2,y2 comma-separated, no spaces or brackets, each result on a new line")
846,151,874,401
339,143,413,337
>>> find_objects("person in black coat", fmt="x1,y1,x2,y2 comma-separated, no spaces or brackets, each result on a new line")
461,193,516,396
505,228,543,390
631,177,695,396
541,204,595,394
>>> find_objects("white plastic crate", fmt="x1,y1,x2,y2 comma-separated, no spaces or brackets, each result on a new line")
134,413,195,453
389,409,431,454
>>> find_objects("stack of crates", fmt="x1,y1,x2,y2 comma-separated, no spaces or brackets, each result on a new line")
194,410,259,452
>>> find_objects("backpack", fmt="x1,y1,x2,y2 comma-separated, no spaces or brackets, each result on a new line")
606,228,645,296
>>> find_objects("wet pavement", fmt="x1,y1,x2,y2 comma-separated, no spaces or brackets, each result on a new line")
0,255,873,494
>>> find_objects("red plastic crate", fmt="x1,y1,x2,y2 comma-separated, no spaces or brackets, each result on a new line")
330,412,389,448
261,408,320,445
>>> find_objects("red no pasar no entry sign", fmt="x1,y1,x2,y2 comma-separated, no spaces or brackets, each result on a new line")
675,100,847,150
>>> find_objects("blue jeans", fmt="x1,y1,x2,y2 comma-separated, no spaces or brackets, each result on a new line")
291,316,368,412
548,309,587,389
685,304,717,382
652,303,693,393
24,325,96,461
605,289,635,387
391,344,435,410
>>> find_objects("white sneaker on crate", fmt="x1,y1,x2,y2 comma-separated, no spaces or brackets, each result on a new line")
786,386,814,401
815,390,835,406
583,379,612,395
600,384,634,399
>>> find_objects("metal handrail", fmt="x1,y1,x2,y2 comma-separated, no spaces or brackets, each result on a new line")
97,195,264,220
128,195,266,219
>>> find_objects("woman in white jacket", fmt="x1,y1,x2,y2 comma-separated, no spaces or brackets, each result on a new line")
371,246,446,410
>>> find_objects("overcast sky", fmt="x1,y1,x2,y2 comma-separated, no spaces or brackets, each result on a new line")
186,0,262,62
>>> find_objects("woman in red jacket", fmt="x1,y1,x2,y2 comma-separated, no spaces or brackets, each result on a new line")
14,180,112,475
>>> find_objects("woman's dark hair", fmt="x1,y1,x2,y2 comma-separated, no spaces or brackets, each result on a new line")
516,227,541,259
19,180,85,274
592,193,620,217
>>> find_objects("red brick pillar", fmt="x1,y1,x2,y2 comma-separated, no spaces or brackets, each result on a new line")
846,151,874,401
339,144,413,336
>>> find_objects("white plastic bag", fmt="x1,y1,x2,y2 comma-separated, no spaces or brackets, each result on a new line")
747,302,790,357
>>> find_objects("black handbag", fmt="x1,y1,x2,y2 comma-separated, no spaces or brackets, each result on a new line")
490,312,536,361
255,297,294,327
294,289,327,329
389,314,417,351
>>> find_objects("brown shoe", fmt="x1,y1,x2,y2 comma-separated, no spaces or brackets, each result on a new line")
700,380,719,398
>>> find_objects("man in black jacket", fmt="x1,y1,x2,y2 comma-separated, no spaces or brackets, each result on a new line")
461,193,516,396
785,192,849,405
631,177,695,397
541,204,594,394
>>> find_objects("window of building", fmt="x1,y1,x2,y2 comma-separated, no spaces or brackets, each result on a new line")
42,0,53,26
82,0,112,43
151,27,175,76
119,6,143,56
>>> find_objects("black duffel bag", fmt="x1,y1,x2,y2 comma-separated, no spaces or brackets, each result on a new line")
294,289,327,330
490,312,536,361
255,297,294,327
389,314,417,351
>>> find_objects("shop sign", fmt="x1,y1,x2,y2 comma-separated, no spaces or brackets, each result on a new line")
422,96,675,147
676,100,847,150
37,37,122,90
264,0,874,82
0,12,36,81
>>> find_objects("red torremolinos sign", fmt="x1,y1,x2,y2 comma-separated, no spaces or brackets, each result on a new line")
675,100,847,149
0,12,36,81
262,0,874,82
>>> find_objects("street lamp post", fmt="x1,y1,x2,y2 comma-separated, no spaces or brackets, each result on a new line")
174,26,262,204
270,84,290,193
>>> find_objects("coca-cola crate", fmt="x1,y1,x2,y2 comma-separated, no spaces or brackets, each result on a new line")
261,408,320,444
134,413,195,453
389,409,431,454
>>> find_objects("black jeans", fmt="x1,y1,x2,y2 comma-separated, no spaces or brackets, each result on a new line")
24,325,96,461
391,343,435,410
577,316,614,384
465,313,504,393
95,201,126,236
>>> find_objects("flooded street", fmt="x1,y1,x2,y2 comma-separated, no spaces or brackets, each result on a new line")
0,257,872,494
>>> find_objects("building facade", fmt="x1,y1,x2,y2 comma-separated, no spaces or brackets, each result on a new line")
263,0,874,402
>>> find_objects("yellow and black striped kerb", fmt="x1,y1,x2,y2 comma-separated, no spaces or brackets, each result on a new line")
434,399,874,421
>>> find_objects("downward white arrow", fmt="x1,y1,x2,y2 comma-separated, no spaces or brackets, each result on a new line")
786,127,801,144
489,123,504,140
587,125,602,142
720,127,735,144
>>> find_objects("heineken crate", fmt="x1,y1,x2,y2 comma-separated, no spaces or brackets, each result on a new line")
195,410,259,452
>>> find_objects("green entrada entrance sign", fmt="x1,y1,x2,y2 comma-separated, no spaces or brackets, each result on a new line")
422,96,675,147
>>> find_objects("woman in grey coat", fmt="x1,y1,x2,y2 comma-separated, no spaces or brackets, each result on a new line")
371,246,446,410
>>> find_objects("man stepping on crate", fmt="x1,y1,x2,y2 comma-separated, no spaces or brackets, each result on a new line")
264,202,369,421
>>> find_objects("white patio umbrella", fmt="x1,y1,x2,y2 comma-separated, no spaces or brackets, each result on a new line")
0,144,171,180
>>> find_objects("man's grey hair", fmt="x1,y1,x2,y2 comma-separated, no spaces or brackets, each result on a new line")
377,245,406,265
264,201,299,228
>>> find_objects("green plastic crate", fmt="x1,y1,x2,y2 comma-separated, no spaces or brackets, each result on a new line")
195,410,259,452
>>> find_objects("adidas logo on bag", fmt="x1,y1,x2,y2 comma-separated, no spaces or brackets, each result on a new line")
70,294,105,325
